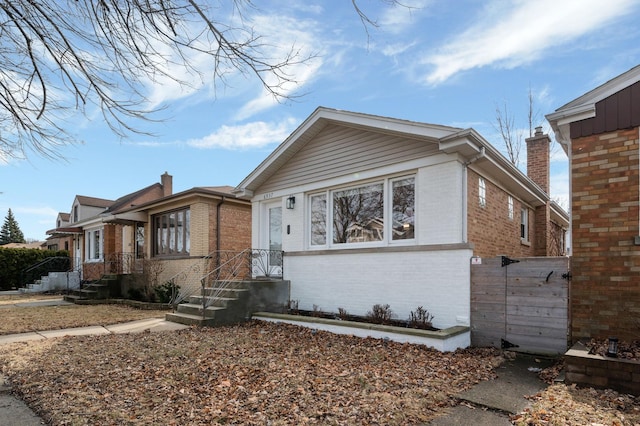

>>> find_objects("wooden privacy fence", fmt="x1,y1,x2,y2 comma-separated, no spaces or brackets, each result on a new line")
470,256,570,355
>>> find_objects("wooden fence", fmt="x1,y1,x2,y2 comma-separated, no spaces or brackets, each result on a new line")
470,256,570,355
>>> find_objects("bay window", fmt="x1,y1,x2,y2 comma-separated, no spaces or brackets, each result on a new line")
154,208,190,256
310,175,415,247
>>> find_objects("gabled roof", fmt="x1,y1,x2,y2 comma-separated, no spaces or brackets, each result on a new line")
546,64,640,145
106,183,163,213
235,107,464,197
75,195,113,208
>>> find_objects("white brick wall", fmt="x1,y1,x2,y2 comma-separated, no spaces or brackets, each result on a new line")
419,161,464,244
284,248,472,330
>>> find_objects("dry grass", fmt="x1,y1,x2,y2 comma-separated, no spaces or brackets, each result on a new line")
0,293,167,335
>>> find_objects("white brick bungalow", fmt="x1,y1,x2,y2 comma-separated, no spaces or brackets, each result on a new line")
234,107,567,332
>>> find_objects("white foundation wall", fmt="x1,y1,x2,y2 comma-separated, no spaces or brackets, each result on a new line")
284,248,472,330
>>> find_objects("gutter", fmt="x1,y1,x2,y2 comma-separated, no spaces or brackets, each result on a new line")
462,146,486,243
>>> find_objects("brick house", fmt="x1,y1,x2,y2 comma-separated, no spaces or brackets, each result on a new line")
114,185,252,289
235,107,568,338
547,65,640,342
48,172,174,281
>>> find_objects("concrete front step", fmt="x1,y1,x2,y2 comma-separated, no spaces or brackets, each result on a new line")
165,312,217,326
185,295,237,307
202,287,249,298
175,303,226,317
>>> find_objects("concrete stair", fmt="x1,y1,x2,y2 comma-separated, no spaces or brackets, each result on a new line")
165,282,250,326
64,275,120,302
165,279,290,327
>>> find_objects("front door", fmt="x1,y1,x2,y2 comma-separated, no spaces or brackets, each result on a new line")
261,201,283,277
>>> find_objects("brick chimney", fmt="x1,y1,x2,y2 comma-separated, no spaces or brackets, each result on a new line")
526,127,551,256
526,126,550,194
161,172,173,197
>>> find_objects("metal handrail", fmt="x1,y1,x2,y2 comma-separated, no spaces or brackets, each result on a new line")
166,249,284,314
20,256,71,287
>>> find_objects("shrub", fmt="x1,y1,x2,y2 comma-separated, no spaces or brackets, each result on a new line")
408,306,434,330
366,303,394,324
337,307,349,320
287,299,299,315
154,282,180,304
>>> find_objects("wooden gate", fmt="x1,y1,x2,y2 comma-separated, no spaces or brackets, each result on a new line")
470,256,570,355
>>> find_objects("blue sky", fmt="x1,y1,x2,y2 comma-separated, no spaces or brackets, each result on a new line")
2,0,640,241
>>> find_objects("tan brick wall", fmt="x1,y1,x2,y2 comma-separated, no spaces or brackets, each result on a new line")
189,202,210,256
571,128,640,341
467,169,535,258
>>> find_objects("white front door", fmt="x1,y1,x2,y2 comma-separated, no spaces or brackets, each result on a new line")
261,201,283,277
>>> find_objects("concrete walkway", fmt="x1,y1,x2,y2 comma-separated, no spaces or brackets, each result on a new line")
428,353,556,425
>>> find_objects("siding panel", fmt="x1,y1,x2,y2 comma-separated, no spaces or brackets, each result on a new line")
259,124,438,193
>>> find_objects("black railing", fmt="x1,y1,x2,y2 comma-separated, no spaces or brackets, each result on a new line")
20,256,71,287
103,252,141,275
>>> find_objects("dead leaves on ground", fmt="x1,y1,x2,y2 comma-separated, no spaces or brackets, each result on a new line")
0,304,166,335
0,322,503,425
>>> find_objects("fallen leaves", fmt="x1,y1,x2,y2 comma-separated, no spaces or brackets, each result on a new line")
512,383,640,426
0,322,503,425
0,304,166,335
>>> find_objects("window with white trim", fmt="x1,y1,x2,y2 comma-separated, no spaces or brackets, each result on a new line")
520,207,529,242
85,229,102,260
508,196,514,220
478,177,486,207
309,175,415,247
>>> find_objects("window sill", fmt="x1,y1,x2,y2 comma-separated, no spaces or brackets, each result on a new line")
520,239,531,247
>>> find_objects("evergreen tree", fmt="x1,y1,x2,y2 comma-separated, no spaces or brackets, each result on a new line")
0,209,25,244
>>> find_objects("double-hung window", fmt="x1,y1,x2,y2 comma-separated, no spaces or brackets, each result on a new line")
310,175,415,247
520,207,529,242
153,208,190,256
85,228,102,261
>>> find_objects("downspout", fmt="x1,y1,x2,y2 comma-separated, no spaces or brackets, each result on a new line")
215,196,226,270
462,146,486,243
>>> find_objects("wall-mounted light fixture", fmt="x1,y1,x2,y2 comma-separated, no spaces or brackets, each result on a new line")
286,196,296,209
607,337,619,357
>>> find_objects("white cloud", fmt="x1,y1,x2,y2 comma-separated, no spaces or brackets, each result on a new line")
421,0,637,85
186,118,297,150
379,0,431,34
234,14,325,120
13,206,59,218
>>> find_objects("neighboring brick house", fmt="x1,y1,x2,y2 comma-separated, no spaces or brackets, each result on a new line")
113,185,252,289
45,213,72,251
47,173,173,281
235,107,568,337
547,65,640,342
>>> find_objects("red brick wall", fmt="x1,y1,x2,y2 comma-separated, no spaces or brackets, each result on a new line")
208,200,252,253
467,169,535,258
570,128,640,341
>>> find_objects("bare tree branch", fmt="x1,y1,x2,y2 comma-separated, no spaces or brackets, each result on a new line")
0,0,404,160
493,101,522,167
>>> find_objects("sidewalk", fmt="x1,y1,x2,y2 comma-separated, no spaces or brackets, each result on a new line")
428,353,557,425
